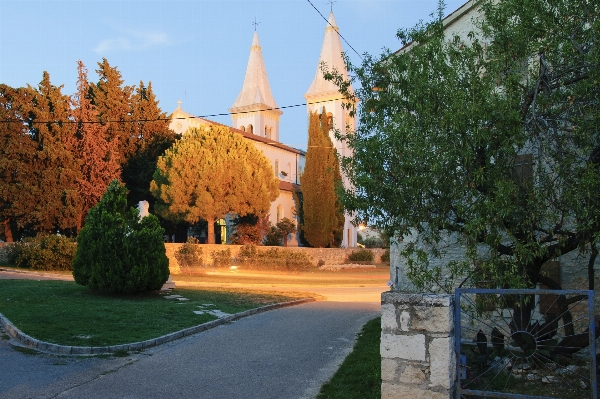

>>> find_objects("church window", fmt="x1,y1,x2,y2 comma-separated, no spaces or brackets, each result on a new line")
277,205,283,222
287,163,292,181
327,112,333,130
274,160,279,178
248,124,253,134
240,125,246,132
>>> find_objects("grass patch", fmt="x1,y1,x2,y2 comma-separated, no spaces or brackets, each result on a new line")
0,280,310,347
316,317,381,399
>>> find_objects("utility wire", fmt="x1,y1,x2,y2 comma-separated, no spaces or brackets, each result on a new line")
0,98,349,125
305,0,363,61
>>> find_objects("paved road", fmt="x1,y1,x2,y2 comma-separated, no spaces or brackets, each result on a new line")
0,271,382,399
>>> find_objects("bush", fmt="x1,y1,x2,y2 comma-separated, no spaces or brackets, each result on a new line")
381,249,390,263
346,249,374,264
72,180,170,294
11,234,76,271
235,244,312,271
211,248,231,268
175,238,204,274
3,243,22,265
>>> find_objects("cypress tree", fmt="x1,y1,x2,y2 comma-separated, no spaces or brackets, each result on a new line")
0,84,37,241
91,58,134,164
23,72,83,233
300,110,344,247
73,61,121,232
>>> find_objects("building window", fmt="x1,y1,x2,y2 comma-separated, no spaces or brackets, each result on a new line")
275,160,279,178
287,162,292,181
327,112,333,130
277,205,283,222
240,125,246,132
248,124,253,134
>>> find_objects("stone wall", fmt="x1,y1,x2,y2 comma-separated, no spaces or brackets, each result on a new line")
381,292,455,399
165,244,386,274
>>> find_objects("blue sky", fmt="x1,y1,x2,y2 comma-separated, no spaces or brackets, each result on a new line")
0,0,466,150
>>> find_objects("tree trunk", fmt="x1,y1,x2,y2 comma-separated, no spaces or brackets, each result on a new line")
3,219,13,242
283,234,288,247
207,217,215,244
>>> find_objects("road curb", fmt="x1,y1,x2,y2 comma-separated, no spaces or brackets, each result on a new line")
0,297,316,355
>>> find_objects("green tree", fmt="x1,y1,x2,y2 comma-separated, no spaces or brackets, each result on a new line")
91,58,134,163
328,0,600,291
22,73,82,234
73,180,169,294
0,85,37,241
73,61,121,232
276,217,297,247
300,110,344,247
121,81,175,208
150,125,279,244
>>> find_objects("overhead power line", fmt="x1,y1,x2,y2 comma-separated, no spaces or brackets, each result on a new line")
0,98,351,125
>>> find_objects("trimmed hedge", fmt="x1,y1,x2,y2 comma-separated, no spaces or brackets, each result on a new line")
72,180,169,294
236,244,312,271
346,249,375,263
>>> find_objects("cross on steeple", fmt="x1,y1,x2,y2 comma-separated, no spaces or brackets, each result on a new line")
252,17,260,31
326,0,336,12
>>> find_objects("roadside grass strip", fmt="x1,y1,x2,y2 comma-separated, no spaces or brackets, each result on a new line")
316,317,381,399
0,280,311,347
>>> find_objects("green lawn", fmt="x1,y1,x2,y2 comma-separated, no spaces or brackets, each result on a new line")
316,317,381,399
0,280,310,347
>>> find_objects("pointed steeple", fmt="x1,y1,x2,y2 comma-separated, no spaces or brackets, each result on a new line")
230,30,282,141
305,11,351,99
230,31,280,112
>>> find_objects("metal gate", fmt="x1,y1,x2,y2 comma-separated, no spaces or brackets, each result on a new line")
455,288,597,399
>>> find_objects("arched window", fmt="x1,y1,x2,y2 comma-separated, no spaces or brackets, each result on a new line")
240,125,246,132
274,160,279,178
248,124,253,134
277,205,283,222
327,112,333,130
287,162,292,181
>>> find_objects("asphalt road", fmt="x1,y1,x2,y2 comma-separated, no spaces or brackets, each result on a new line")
0,271,382,399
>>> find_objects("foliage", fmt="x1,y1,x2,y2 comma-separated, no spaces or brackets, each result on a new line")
230,213,270,245
211,248,232,268
235,244,312,271
328,0,600,291
9,234,76,271
276,217,297,247
150,126,279,244
316,317,381,399
300,110,345,248
346,249,374,264
174,238,204,274
292,186,311,247
263,226,284,246
73,61,121,232
72,180,169,294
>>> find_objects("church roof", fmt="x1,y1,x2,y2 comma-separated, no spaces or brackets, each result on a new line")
305,12,351,100
230,31,281,113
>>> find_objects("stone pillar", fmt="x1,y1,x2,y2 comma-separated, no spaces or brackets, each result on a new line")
381,292,455,399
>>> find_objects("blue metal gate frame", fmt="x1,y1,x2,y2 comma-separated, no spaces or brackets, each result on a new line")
455,288,597,399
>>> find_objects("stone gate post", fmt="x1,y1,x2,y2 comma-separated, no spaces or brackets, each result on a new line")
381,292,455,399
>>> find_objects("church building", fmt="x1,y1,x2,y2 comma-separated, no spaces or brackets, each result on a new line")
169,11,357,247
